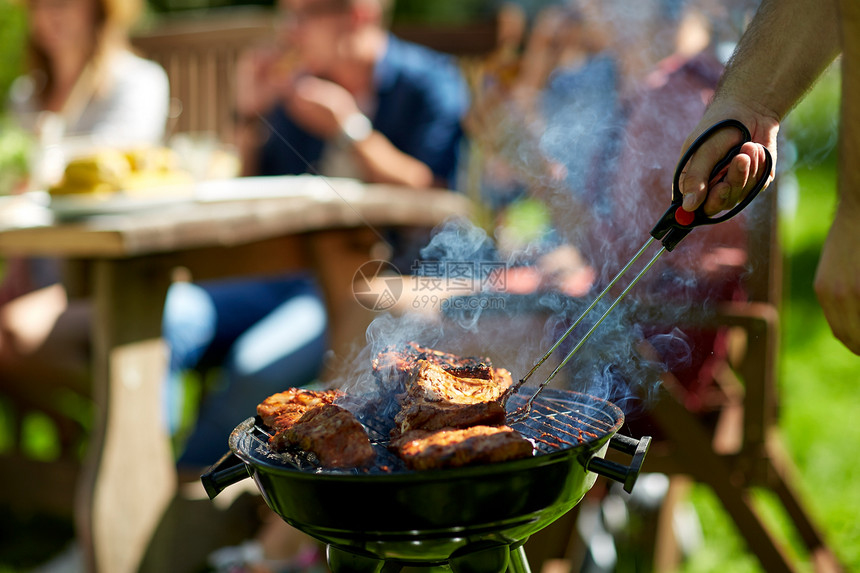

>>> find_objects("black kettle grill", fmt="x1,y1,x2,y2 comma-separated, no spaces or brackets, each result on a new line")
201,389,650,572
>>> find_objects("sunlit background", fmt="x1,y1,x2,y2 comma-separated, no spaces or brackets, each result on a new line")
0,0,855,571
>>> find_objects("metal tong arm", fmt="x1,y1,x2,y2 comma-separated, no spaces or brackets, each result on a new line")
515,238,655,387
651,118,774,251
508,119,771,421
507,238,665,421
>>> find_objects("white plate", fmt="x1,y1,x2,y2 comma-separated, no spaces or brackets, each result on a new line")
46,175,366,219
48,186,194,220
194,175,365,203
0,191,53,229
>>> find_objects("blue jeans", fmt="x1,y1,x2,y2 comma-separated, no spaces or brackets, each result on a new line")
163,274,327,467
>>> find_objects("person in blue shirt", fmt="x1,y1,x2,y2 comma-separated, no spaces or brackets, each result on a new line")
236,0,467,188
165,0,470,469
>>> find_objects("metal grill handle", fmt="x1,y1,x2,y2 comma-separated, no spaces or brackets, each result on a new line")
586,434,651,493
201,451,252,500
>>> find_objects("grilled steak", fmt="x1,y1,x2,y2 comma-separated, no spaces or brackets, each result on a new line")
403,359,511,403
393,401,506,436
257,388,374,469
256,344,523,472
372,341,496,388
257,388,342,428
392,360,512,437
270,404,376,469
391,425,533,470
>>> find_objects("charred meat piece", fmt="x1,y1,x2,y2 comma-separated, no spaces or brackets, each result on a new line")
269,404,376,469
393,401,506,436
404,359,511,403
257,388,342,428
257,388,375,469
393,360,512,436
391,425,533,470
372,341,496,387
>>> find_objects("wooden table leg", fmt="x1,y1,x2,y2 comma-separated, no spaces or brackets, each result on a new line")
308,228,381,369
76,256,177,573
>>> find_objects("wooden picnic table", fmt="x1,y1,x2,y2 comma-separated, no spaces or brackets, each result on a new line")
0,177,470,572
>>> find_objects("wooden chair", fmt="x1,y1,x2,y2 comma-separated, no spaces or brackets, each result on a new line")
131,8,497,145
131,8,275,144
619,182,845,573
496,181,842,573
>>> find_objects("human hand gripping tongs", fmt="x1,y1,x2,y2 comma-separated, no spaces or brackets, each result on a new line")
506,119,774,421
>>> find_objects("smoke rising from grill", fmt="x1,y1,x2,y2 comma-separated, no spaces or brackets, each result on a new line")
335,0,769,421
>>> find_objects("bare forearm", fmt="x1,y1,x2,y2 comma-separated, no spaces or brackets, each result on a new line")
351,133,435,188
809,0,860,355
679,0,842,214
838,0,860,215
714,0,841,121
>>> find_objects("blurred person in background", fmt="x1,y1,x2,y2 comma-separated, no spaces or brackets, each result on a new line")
234,0,468,187
163,0,469,475
600,0,748,284
505,2,766,568
9,0,168,183
0,0,168,441
675,0,859,355
461,1,617,297
161,0,469,568
456,2,754,568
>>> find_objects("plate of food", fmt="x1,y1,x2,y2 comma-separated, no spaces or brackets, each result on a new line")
46,147,195,219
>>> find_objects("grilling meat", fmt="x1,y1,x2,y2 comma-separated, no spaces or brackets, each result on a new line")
404,359,511,403
393,360,512,437
257,388,342,428
255,344,525,471
372,341,497,388
270,404,376,469
391,425,533,470
257,388,374,469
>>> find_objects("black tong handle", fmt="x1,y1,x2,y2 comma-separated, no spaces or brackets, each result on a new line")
651,119,773,251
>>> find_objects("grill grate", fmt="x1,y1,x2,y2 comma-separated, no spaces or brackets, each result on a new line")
241,388,622,474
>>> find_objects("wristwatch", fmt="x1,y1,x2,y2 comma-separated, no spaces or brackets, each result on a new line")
338,112,373,147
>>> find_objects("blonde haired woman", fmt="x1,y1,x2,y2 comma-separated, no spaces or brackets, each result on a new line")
1,0,169,449
10,0,168,147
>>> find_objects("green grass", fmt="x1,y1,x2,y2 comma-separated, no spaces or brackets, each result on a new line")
671,60,859,573
679,153,860,571
778,161,860,570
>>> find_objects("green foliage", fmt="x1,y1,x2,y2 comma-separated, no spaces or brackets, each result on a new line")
0,0,27,102
0,0,30,195
779,165,860,571
0,119,31,194
21,412,61,460
785,63,841,167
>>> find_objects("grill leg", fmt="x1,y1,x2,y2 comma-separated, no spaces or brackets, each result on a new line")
450,543,512,573
508,546,532,573
326,545,385,573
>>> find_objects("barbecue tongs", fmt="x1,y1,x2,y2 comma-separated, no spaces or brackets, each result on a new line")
506,119,774,422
